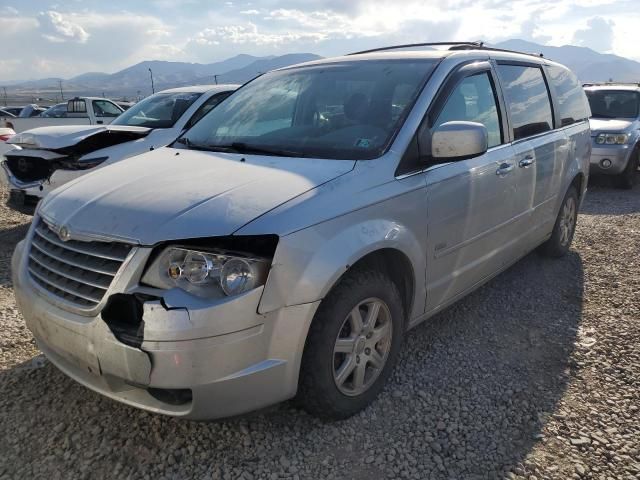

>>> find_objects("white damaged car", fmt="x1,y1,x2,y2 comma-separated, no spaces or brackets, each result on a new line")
2,84,237,213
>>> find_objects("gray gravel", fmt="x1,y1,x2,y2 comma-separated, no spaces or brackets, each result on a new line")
0,180,639,480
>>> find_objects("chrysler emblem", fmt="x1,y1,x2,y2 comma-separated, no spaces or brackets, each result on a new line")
58,226,71,242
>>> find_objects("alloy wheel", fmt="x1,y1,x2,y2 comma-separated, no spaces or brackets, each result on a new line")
332,297,393,396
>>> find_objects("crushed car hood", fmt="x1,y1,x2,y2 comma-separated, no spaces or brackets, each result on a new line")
589,118,634,134
39,148,355,245
8,125,151,150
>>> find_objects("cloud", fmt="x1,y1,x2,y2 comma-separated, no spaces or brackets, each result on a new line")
0,0,640,81
38,11,89,43
192,23,326,47
572,16,615,51
0,6,19,15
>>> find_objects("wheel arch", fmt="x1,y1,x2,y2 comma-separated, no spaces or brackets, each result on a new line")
331,248,416,324
258,216,426,321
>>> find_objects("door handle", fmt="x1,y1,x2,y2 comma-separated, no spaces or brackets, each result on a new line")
96,120,103,124
519,155,535,168
496,162,514,176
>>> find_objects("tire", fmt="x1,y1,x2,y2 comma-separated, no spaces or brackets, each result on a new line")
297,267,405,420
539,185,578,258
616,152,639,190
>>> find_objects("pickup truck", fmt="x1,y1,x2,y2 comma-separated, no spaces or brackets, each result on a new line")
0,97,124,133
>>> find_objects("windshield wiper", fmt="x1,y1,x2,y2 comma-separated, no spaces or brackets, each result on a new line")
175,137,239,153
176,139,308,157
224,142,308,157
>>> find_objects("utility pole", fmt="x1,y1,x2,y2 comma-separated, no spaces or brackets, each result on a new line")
58,80,64,101
213,74,219,85
148,68,155,94
2,87,6,106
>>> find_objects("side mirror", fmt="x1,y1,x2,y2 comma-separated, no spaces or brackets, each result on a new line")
431,121,488,161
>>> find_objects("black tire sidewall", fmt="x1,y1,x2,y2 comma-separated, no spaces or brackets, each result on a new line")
298,269,404,419
541,186,578,257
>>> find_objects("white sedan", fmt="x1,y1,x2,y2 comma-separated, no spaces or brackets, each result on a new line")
2,84,238,213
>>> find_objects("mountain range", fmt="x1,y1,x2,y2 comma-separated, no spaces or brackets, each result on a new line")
5,53,322,100
5,39,640,101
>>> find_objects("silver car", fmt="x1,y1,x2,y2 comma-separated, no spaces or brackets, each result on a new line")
584,83,640,188
12,43,591,420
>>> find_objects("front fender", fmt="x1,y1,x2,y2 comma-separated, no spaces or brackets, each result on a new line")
258,199,427,321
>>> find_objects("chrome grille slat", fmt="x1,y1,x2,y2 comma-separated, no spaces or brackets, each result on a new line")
28,265,103,304
28,251,111,290
26,219,133,310
34,224,130,262
31,236,120,276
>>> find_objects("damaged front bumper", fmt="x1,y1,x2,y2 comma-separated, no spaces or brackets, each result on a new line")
12,235,319,420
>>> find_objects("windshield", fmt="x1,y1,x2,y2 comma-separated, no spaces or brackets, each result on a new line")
112,92,202,128
182,60,437,160
586,90,640,119
40,103,67,118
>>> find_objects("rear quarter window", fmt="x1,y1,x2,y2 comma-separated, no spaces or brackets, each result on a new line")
547,65,590,126
497,64,554,141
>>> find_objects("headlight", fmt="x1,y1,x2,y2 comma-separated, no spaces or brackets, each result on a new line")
141,246,271,299
595,133,630,145
8,133,38,148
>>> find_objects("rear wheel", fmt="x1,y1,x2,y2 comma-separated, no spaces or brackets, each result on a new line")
617,152,639,189
297,268,404,420
540,185,578,258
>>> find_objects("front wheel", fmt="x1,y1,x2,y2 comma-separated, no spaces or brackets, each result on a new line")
297,268,404,420
539,185,578,258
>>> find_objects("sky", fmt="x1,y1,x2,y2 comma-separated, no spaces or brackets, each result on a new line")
0,0,639,82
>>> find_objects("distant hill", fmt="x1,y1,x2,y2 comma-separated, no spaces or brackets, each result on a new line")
5,53,321,99
494,39,640,82
6,40,640,101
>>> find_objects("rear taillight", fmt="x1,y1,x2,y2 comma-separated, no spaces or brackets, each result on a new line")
0,134,12,142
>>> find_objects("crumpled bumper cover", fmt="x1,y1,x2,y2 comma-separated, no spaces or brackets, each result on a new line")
12,239,319,420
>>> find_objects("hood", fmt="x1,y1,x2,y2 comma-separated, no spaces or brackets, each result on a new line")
39,147,355,245
8,125,151,150
589,118,635,134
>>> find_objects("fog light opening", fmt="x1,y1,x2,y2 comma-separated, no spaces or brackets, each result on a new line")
600,158,612,169
147,388,193,406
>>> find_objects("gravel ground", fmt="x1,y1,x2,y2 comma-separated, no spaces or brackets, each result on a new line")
0,180,638,480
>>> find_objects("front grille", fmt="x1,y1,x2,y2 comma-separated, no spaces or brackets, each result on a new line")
5,155,54,183
27,221,133,309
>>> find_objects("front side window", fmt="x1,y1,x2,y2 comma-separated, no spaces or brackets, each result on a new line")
182,60,437,160
112,92,203,128
92,100,123,118
497,65,554,140
586,90,640,119
434,72,502,148
547,65,590,126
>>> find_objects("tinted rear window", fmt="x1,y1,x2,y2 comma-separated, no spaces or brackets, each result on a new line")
497,65,554,140
547,65,590,126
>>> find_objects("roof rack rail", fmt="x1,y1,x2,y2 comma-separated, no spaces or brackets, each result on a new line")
583,82,640,87
347,41,546,60
347,42,484,56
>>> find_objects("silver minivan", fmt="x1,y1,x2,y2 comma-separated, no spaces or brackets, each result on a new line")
12,43,591,420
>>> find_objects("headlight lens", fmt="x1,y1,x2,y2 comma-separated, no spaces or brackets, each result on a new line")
595,133,630,145
142,246,270,299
